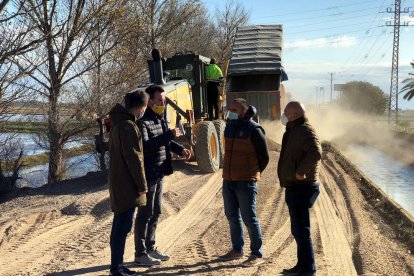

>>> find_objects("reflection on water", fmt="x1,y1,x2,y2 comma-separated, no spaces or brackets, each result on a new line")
1,113,70,122
18,153,100,188
0,133,90,157
343,144,414,216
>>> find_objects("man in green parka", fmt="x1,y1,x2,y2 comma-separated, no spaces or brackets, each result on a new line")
205,58,223,120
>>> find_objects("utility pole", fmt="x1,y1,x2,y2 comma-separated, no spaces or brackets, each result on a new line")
321,87,325,104
386,1,410,124
330,72,334,102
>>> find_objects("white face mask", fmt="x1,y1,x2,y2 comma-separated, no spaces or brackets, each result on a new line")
137,110,145,119
227,111,239,120
280,113,289,126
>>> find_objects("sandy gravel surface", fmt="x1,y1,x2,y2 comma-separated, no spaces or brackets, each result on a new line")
1,149,414,275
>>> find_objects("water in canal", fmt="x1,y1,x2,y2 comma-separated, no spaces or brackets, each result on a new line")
342,144,414,216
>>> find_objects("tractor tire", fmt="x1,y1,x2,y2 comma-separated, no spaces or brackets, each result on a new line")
193,121,220,173
213,120,226,168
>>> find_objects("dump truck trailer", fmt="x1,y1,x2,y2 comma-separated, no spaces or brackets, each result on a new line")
226,24,288,120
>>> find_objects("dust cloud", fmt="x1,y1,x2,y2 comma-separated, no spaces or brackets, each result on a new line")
261,104,414,165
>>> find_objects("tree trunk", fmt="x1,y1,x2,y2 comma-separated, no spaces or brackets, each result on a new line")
96,34,106,171
48,91,63,184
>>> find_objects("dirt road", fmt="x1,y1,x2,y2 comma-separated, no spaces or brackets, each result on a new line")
1,149,414,275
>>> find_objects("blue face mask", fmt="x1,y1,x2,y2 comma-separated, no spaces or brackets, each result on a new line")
227,111,239,120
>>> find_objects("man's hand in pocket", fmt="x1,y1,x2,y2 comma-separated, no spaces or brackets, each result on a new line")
296,173,306,180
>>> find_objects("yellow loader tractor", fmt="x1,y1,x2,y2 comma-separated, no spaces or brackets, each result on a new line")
96,49,225,173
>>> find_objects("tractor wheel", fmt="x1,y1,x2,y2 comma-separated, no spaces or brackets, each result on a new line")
213,120,226,168
193,121,220,173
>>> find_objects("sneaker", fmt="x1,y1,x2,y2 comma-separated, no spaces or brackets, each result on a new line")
134,253,162,266
109,266,136,276
219,250,244,261
148,248,170,261
241,255,264,267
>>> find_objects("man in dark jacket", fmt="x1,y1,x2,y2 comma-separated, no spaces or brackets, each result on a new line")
278,101,322,276
108,90,149,276
219,98,269,267
134,85,191,266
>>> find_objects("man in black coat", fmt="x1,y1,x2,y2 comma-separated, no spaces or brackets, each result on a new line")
134,85,191,266
278,101,322,276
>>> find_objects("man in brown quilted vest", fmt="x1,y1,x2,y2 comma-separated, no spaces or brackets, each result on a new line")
219,98,269,267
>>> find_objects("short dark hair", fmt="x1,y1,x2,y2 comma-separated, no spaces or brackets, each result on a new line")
145,85,165,99
124,90,149,109
210,58,216,64
233,98,248,111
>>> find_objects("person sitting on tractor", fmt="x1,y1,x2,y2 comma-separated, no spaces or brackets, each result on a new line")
205,58,223,120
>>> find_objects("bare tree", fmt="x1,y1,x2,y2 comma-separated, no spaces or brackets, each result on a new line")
0,133,24,192
214,0,249,65
163,5,218,57
15,0,123,184
0,0,43,118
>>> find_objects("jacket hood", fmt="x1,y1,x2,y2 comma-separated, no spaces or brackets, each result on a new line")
109,104,135,125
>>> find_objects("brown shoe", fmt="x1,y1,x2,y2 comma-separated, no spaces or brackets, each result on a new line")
241,255,264,267
219,250,243,261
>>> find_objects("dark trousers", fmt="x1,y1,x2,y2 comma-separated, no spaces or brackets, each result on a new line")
207,82,219,120
134,178,163,256
110,207,135,270
285,183,320,272
222,180,263,257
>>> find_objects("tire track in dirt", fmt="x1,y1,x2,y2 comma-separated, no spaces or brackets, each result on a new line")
59,171,223,274
258,186,285,241
314,168,358,276
322,158,363,273
135,171,223,256
45,215,113,273
0,216,89,275
0,210,60,253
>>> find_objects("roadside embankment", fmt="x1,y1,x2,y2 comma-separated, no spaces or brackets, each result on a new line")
323,142,414,252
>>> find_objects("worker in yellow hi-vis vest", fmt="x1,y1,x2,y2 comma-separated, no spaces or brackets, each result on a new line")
205,58,223,120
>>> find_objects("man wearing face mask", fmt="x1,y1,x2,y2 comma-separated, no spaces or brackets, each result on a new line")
220,98,269,267
108,90,148,276
278,101,322,276
134,85,191,266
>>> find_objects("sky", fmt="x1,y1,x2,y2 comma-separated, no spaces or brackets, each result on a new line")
204,0,414,110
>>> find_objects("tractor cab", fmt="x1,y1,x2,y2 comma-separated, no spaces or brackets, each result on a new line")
148,52,211,120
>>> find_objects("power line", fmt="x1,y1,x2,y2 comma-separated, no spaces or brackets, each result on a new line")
286,31,388,50
251,0,383,19
287,20,382,35
286,10,385,29
338,0,391,73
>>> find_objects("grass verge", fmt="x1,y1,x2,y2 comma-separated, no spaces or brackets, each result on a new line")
5,144,94,170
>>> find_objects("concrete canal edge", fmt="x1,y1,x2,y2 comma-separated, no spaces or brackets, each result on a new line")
322,142,414,250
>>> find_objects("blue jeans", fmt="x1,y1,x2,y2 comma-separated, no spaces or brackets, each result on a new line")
222,180,263,258
285,183,320,272
110,207,135,270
